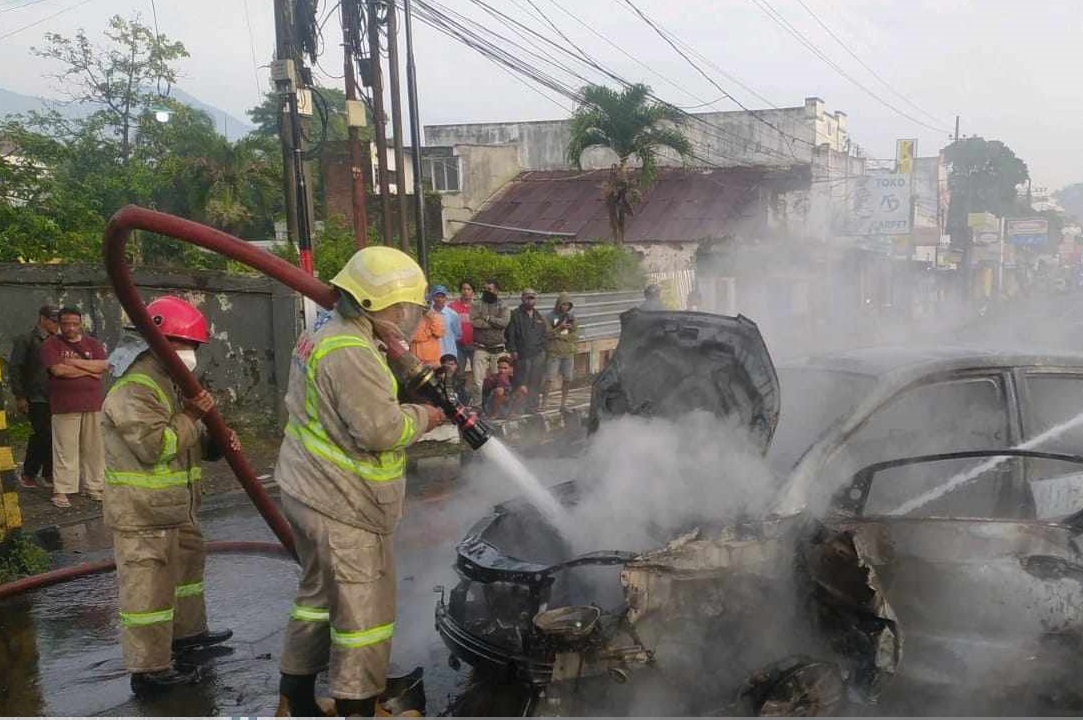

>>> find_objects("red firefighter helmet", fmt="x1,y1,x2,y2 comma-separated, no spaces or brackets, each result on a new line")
145,295,210,344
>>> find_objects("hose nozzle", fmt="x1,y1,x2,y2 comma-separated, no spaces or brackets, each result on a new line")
376,321,491,450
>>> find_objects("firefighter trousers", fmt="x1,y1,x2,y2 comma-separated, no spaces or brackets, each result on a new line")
279,494,397,700
113,520,208,672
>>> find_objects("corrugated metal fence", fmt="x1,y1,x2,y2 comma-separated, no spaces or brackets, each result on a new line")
531,290,643,340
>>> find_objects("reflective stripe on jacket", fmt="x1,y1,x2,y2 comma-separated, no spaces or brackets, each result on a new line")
275,313,429,535
102,355,204,531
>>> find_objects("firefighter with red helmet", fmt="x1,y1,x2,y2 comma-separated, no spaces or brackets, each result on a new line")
102,295,234,696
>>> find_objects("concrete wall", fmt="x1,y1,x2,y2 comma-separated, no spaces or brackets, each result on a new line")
426,119,571,171
0,264,300,425
426,97,853,172
439,144,522,240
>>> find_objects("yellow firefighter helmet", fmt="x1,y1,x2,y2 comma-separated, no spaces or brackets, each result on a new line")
330,246,428,312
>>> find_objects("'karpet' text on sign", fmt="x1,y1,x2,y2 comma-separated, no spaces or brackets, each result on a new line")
845,174,912,236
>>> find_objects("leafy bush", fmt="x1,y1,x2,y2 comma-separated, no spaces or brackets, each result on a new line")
0,533,51,584
429,244,644,293
272,230,644,293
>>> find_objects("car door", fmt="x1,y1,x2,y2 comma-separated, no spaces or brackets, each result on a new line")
1017,369,1083,519
821,372,1018,516
821,450,1083,699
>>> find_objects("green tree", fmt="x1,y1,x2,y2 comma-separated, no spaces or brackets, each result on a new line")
33,14,189,164
944,137,1029,235
0,118,107,262
567,83,692,243
247,86,354,143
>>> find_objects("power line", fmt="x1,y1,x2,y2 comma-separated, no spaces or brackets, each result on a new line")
0,0,52,13
540,0,726,110
240,0,265,99
459,0,798,165
148,0,161,37
746,0,951,133
791,0,949,129
417,0,810,171
0,0,93,41
412,0,580,112
616,0,810,156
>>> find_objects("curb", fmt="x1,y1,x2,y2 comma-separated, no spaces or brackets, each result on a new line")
0,360,24,549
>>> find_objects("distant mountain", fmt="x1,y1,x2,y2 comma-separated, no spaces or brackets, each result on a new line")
0,86,253,141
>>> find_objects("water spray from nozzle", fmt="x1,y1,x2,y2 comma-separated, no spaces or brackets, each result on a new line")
373,318,492,450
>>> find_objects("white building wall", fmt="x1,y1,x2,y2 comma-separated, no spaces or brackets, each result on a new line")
426,97,852,172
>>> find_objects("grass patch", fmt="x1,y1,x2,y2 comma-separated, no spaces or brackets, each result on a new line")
0,533,51,584
5,418,32,443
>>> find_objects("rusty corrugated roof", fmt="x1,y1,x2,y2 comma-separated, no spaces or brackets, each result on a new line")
449,167,807,245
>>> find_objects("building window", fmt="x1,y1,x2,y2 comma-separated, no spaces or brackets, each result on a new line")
425,155,461,193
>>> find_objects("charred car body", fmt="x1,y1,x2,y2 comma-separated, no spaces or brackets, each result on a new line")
436,309,1083,715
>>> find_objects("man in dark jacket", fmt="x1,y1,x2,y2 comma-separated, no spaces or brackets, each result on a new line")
8,304,59,488
505,288,548,413
469,278,510,403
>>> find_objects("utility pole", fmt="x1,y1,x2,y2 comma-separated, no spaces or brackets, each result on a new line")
403,0,428,273
954,115,960,143
366,0,395,246
386,0,411,253
340,0,369,249
272,0,316,275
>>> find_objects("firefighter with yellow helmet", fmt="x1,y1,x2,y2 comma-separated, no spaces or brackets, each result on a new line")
276,246,445,717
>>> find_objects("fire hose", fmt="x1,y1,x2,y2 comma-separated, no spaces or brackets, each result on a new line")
0,541,289,601
0,205,490,598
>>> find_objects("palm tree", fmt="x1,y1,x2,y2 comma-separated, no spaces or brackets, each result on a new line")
567,83,692,243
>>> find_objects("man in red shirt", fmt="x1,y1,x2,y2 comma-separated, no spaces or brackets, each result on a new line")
448,280,475,372
40,306,109,508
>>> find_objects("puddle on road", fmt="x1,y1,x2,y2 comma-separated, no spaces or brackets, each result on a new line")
0,554,299,716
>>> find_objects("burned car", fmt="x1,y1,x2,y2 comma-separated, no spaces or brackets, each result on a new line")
436,310,1083,715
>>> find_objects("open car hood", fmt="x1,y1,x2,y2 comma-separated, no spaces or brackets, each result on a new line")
588,310,780,454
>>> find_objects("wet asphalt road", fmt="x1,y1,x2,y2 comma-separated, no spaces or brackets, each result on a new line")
0,458,557,717
4,290,1081,716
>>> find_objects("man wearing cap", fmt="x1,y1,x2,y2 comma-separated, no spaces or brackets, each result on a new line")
429,285,461,366
470,278,510,403
9,304,60,489
505,289,548,414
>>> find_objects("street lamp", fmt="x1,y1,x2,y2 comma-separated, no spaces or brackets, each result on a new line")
152,107,173,123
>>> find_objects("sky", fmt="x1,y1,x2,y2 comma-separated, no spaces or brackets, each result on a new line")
0,0,1079,191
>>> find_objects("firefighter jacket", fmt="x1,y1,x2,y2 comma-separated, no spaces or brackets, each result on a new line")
275,313,430,536
102,354,206,532
545,293,578,358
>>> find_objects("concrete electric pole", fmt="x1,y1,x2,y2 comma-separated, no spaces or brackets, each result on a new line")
272,0,317,275
340,0,370,249
403,0,428,273
386,0,411,253
365,0,395,246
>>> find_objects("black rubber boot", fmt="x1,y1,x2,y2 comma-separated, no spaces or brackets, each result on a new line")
278,673,324,717
335,697,377,716
130,665,201,696
172,628,233,653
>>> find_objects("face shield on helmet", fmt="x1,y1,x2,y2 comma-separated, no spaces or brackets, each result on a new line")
381,302,425,339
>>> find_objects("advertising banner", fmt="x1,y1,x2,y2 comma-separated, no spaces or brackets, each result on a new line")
1006,218,1048,247
845,174,912,235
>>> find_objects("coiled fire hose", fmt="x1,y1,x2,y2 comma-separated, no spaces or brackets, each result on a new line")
1,206,329,598
0,205,489,599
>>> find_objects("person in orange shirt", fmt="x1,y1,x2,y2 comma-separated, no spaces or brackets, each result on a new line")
409,292,445,367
